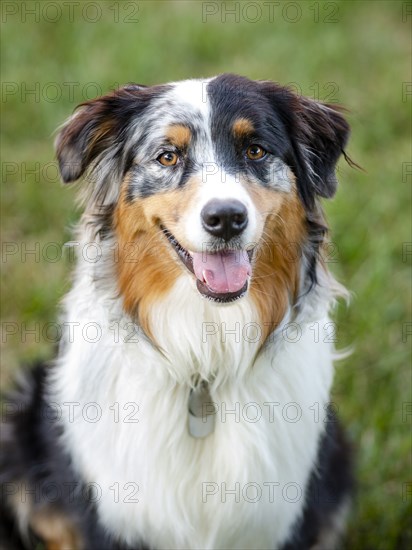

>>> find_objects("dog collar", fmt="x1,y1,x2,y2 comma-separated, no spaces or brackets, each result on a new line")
188,380,216,438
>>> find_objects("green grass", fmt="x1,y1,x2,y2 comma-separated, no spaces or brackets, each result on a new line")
1,1,411,547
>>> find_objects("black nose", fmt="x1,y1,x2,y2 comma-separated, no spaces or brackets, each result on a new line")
201,199,248,241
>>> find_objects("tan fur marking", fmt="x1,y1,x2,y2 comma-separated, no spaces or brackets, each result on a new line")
114,176,200,339
166,124,192,149
30,509,83,550
247,180,306,343
232,118,255,138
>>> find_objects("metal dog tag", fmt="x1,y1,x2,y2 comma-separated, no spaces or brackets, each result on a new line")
188,381,216,438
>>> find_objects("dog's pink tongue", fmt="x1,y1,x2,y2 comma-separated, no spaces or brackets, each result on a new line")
192,250,251,294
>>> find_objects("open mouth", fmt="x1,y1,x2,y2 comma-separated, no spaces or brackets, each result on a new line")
161,226,253,303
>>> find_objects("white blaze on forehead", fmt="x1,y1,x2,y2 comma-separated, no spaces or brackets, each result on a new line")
166,78,219,175
168,77,213,119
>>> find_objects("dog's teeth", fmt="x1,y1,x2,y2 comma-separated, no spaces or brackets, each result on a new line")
202,270,210,284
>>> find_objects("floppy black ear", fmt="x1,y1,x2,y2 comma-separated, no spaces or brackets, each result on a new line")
293,96,350,203
261,83,350,209
55,85,148,184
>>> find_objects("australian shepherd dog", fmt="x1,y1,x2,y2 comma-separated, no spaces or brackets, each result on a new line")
1,74,354,550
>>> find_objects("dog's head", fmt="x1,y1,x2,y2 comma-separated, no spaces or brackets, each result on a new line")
56,74,350,332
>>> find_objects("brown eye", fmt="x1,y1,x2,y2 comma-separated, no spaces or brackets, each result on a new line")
246,145,266,160
157,152,179,166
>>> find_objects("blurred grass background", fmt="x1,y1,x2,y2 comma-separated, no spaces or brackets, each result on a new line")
1,0,411,547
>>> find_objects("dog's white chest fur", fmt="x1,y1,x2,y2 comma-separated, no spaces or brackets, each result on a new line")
52,272,335,550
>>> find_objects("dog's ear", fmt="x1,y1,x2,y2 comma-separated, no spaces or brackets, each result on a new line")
293,96,350,204
55,85,148,184
262,83,350,208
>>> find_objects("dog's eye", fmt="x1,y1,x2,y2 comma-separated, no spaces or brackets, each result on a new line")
157,152,179,166
246,145,266,160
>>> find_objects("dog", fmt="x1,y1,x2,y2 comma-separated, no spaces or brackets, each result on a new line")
1,74,354,550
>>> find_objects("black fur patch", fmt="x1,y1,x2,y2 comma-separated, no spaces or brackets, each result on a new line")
208,74,292,185
208,74,350,209
281,407,354,549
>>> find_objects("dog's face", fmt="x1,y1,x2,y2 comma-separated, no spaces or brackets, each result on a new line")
56,74,349,331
